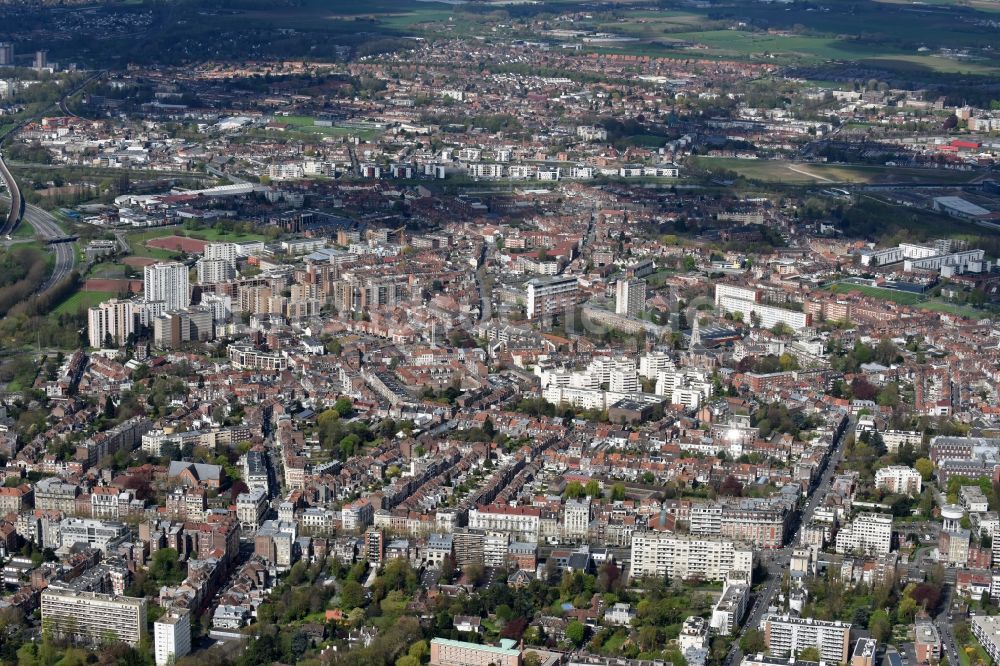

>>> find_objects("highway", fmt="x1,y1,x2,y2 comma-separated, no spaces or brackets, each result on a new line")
27,203,76,291
0,152,23,236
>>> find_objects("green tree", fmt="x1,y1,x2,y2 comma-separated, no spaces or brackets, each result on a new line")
915,458,934,481
798,647,822,661
585,480,601,498
740,629,766,655
566,620,587,646
869,609,892,643
340,580,365,610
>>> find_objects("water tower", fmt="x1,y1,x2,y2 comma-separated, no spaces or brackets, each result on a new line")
941,503,965,533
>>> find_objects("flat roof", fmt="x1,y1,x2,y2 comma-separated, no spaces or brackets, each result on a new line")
431,637,521,656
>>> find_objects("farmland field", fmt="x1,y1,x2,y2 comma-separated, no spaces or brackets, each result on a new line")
689,157,982,186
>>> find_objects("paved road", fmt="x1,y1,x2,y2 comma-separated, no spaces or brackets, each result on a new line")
0,153,23,235
723,414,855,666
26,203,76,291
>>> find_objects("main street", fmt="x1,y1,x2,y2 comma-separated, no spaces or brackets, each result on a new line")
723,414,856,666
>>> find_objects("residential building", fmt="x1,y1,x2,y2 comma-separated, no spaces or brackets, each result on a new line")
430,638,522,666
87,299,135,348
762,614,852,664
41,589,147,647
144,262,190,311
628,532,754,582
615,279,646,317
711,582,750,636
874,466,922,496
154,608,192,666
526,276,579,320
834,513,892,556
915,620,941,663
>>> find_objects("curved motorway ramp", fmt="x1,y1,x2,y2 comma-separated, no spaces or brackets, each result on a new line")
0,153,23,236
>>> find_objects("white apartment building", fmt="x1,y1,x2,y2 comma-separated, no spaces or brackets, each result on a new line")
656,369,714,408
144,262,190,311
715,284,811,331
563,499,591,541
204,242,240,264
154,608,191,666
484,531,509,568
615,278,646,317
972,616,1000,664
196,257,235,285
882,430,923,454
628,532,754,582
236,488,269,530
874,466,922,496
834,512,893,555
762,614,852,664
640,351,676,379
711,582,750,636
468,505,541,543
59,518,129,554
42,589,147,647
87,298,135,348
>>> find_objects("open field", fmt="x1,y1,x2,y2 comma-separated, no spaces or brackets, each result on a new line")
124,225,267,259
826,282,923,305
51,290,117,316
690,157,983,185
84,278,142,294
147,235,209,254
826,282,995,319
560,0,1000,75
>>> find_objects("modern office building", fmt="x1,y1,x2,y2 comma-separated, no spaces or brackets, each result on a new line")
87,299,135,348
59,518,129,554
762,614,852,664
154,608,191,665
144,262,190,311
615,278,646,317
41,589,147,647
628,532,754,582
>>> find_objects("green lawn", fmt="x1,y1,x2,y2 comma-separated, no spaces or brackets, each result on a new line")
87,262,128,279
827,283,994,320
51,290,117,316
918,300,993,319
826,282,923,305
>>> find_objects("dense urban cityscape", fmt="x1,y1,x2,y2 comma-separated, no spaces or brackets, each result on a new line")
0,0,999,665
